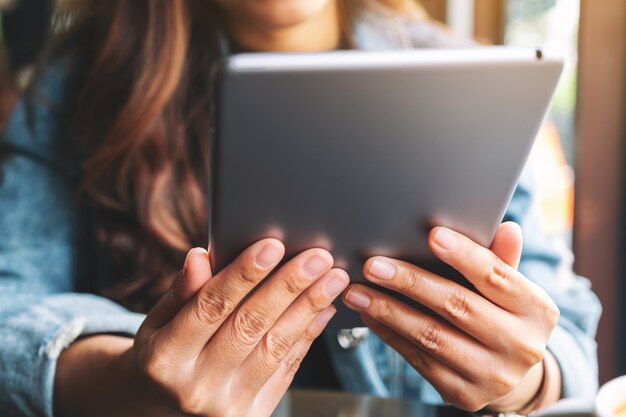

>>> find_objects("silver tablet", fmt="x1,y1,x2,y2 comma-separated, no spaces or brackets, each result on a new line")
210,47,563,328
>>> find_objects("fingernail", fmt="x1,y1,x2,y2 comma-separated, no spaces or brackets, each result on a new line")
255,241,283,269
434,228,458,251
317,308,336,326
323,272,349,298
345,288,371,309
368,259,396,280
183,248,206,276
303,253,332,277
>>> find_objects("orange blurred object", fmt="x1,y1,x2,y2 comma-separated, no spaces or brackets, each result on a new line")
528,121,575,235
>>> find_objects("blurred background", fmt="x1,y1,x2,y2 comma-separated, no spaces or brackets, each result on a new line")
0,0,623,384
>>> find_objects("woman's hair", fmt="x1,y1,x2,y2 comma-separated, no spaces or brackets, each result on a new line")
51,0,425,312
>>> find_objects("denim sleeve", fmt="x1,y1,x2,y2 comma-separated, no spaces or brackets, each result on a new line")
0,64,145,417
505,166,601,399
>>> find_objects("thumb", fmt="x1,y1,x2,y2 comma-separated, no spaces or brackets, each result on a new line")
140,247,213,334
490,222,523,269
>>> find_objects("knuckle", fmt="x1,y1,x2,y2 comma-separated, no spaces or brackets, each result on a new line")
232,308,271,345
374,299,395,322
493,372,518,397
463,399,488,413
262,331,294,367
303,288,330,313
398,268,421,292
282,350,306,377
162,288,180,308
484,359,519,398
405,348,429,372
519,342,545,366
174,388,206,416
550,303,561,323
459,395,486,412
194,289,233,326
233,264,262,286
302,325,321,343
541,300,561,326
509,333,545,366
483,257,510,288
141,354,170,385
281,274,308,297
442,289,472,321
443,384,484,412
412,322,442,352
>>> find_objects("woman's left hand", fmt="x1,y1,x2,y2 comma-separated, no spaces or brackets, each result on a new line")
342,222,561,412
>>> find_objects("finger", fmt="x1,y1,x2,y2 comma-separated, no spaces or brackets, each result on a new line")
343,285,492,378
490,222,523,268
253,307,336,414
231,269,348,391
428,226,536,313
203,249,335,369
157,238,285,359
362,316,488,412
141,248,212,333
362,256,519,347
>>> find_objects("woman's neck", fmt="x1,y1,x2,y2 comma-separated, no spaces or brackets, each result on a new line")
223,1,343,52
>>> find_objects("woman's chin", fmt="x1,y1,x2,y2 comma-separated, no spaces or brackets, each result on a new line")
219,0,334,29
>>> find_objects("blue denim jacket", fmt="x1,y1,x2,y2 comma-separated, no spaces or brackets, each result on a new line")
0,14,601,417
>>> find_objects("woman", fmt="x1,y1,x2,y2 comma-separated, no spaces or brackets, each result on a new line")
0,1,601,416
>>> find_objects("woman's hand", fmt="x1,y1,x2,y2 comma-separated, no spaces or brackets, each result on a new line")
342,222,561,412
55,239,349,417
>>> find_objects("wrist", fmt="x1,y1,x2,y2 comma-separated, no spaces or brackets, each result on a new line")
485,351,562,415
486,360,544,413
54,335,137,417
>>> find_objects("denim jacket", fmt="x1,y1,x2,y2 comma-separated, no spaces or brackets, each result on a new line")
0,11,601,417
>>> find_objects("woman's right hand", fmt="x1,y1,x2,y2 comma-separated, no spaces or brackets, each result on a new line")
55,239,349,417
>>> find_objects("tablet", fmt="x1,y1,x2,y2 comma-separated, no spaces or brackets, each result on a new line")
209,47,563,328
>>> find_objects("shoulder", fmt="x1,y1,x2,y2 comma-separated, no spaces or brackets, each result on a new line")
352,3,476,50
1,53,82,168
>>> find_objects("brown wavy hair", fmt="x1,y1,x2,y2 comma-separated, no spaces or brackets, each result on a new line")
53,0,425,312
